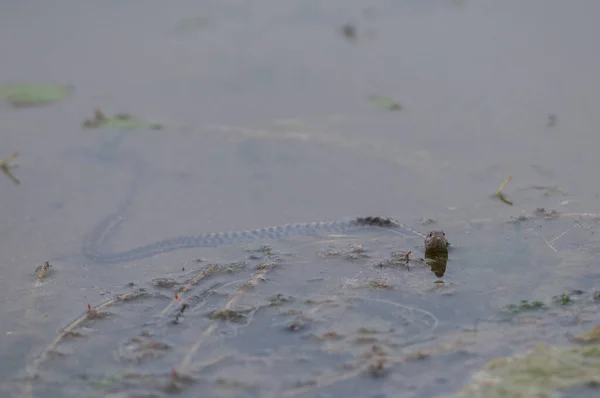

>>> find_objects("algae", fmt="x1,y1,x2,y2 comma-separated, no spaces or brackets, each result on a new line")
452,340,600,398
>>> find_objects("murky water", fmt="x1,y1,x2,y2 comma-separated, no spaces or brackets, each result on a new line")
2,1,600,397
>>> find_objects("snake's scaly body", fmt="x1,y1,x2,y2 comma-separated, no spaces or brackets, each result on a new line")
83,216,424,264
81,157,448,265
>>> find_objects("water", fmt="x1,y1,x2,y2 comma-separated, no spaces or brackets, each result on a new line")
1,1,600,397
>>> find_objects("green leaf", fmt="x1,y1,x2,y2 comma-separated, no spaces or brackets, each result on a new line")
0,83,71,107
368,95,402,111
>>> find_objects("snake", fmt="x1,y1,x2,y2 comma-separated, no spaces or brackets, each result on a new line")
83,214,449,264
80,154,448,265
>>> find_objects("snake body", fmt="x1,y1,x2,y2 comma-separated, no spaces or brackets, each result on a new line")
83,216,418,264
80,156,447,265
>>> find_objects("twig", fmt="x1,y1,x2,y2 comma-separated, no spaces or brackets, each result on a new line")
22,290,144,397
278,331,463,398
158,263,222,317
175,260,278,374
496,176,512,196
494,176,513,205
1,151,20,185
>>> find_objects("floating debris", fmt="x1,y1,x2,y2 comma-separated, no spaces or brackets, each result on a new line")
505,300,546,313
173,294,189,323
0,83,71,107
267,293,295,307
533,207,560,218
340,23,357,41
317,331,342,341
118,331,171,363
208,308,248,323
376,250,415,268
318,244,372,261
368,95,402,111
366,280,393,289
553,292,573,305
86,303,111,320
256,260,278,270
391,250,411,264
34,261,52,280
83,108,163,130
152,278,179,289
286,315,306,332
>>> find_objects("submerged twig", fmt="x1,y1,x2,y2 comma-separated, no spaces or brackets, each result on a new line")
175,260,279,374
25,292,144,373
24,290,145,387
158,263,222,318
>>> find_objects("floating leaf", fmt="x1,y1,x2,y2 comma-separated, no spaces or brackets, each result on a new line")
83,109,164,131
368,95,402,111
0,83,71,107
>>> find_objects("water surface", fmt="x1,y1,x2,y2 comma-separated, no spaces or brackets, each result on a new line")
1,1,600,397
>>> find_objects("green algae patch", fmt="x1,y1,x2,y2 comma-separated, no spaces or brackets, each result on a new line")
451,341,600,398
0,83,71,107
83,109,163,130
504,300,546,314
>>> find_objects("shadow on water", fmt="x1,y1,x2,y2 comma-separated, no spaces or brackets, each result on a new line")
426,250,448,278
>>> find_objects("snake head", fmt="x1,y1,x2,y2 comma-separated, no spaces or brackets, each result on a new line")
424,231,448,251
